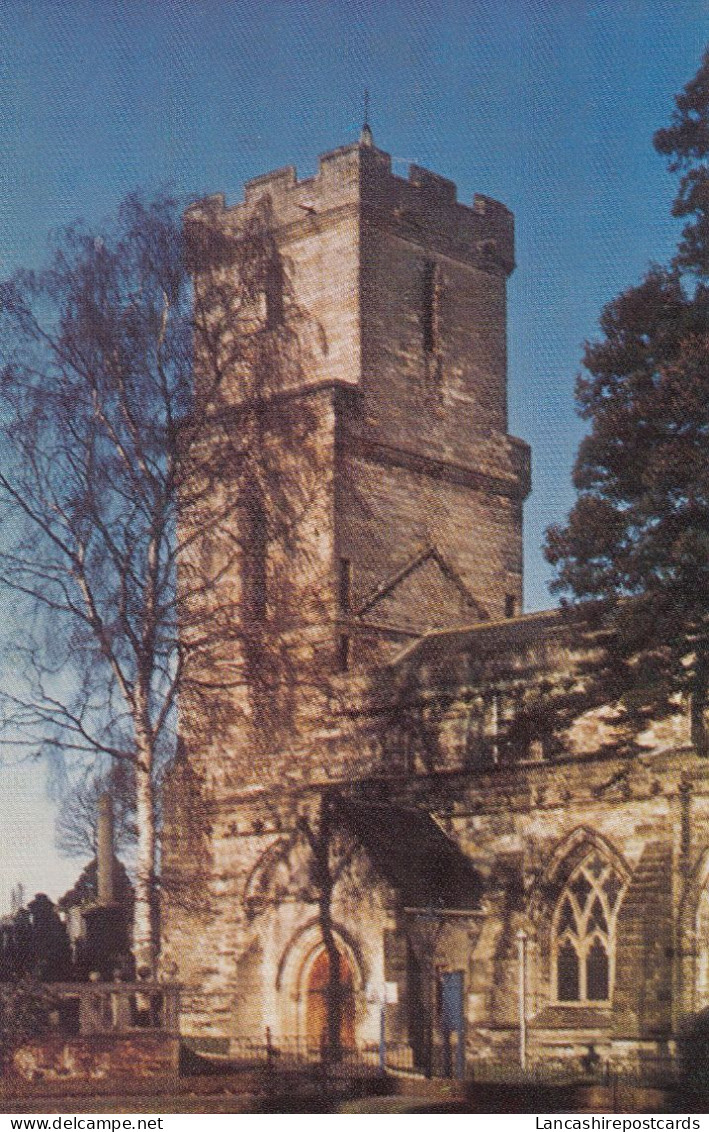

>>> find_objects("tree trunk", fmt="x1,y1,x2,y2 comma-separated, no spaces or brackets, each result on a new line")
302,802,344,1064
320,897,342,1064
133,737,157,974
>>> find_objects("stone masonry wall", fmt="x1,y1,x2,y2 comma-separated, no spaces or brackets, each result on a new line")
161,782,397,1048
162,737,709,1069
339,450,525,628
177,385,339,794
11,1034,179,1085
383,741,709,1067
348,145,528,629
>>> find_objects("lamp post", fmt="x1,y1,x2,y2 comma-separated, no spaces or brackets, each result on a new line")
516,928,528,1072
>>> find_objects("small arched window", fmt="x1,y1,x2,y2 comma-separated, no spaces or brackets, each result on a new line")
553,850,625,1004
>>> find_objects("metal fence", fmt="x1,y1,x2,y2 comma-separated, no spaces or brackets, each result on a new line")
208,1036,684,1089
183,1035,419,1077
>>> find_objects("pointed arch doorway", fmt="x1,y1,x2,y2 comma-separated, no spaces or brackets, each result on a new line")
305,945,356,1052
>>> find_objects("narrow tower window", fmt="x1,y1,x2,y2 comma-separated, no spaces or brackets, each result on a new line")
242,479,268,621
264,256,284,329
338,634,351,673
339,557,352,613
422,259,441,355
505,594,516,619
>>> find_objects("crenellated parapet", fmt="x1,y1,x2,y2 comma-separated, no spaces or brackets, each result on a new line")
188,140,514,275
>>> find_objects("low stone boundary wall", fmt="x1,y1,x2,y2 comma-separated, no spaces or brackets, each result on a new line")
10,1033,180,1086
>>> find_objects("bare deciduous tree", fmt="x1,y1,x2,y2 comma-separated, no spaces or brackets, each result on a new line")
0,190,323,969
55,762,137,860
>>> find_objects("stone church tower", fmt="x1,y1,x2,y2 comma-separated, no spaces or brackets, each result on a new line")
163,128,529,1044
189,127,529,665
162,132,709,1077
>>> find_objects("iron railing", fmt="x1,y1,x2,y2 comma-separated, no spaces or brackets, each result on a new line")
206,1035,684,1088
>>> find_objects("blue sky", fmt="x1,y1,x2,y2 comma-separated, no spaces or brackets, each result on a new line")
0,0,707,907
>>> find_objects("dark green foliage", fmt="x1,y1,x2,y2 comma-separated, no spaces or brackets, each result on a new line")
57,857,133,914
0,895,72,983
546,48,709,741
655,47,709,277
0,976,56,1067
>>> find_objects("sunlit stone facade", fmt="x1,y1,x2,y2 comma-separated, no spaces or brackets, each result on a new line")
161,136,709,1075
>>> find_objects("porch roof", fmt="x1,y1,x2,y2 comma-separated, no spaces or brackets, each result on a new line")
336,798,482,911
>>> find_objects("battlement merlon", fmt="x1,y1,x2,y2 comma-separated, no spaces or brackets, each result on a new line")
186,142,515,275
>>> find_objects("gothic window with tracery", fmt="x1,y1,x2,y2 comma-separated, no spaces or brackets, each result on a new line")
553,851,625,1004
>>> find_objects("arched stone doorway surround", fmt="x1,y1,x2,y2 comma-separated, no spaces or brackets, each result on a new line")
275,919,364,1048
243,836,297,919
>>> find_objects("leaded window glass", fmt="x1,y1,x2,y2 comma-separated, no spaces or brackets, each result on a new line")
553,850,625,1004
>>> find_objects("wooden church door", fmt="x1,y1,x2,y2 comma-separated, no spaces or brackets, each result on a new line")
305,947,356,1050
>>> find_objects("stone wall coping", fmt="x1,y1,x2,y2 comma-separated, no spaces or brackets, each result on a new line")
22,981,181,993
390,606,566,668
